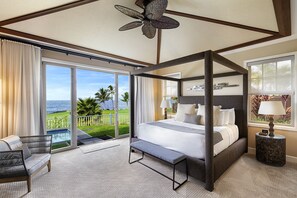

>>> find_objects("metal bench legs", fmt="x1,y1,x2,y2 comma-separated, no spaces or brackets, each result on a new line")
172,159,188,190
129,147,144,164
128,146,188,190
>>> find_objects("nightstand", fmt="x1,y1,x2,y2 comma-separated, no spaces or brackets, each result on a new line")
256,133,286,166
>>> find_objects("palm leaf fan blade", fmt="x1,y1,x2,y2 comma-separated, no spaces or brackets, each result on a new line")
151,16,180,29
142,21,156,39
119,21,143,31
114,5,144,19
145,0,168,20
135,0,145,8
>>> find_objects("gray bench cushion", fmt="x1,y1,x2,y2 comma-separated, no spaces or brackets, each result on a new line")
25,154,51,175
131,140,186,164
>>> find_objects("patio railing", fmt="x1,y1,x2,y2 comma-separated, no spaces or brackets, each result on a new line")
46,113,129,130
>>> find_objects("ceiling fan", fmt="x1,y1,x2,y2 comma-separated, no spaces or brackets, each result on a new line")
115,0,179,39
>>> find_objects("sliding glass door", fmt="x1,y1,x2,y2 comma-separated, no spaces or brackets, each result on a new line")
44,62,130,149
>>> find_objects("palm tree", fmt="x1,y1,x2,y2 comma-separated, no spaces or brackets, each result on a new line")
121,92,129,107
95,88,110,109
107,85,115,110
77,97,102,116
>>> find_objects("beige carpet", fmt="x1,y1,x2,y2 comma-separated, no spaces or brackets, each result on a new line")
1,138,297,198
79,140,120,154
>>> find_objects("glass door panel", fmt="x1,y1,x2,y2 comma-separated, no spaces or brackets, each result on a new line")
46,65,72,150
118,75,130,136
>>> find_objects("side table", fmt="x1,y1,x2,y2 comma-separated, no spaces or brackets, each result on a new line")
255,133,286,166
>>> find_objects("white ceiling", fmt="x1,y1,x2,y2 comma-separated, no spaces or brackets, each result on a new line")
0,0,76,21
167,0,278,31
0,0,287,66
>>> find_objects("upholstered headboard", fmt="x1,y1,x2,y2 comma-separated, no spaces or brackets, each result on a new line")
179,96,246,139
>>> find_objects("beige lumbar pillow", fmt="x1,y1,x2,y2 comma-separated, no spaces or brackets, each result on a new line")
197,104,222,125
174,103,196,122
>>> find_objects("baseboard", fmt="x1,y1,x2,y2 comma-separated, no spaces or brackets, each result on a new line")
248,147,256,155
248,147,297,164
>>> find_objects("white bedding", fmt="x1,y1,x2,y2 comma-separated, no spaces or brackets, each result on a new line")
136,119,239,159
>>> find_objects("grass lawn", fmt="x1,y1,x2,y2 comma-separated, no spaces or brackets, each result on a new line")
47,109,128,119
47,111,70,119
78,125,129,138
52,141,70,150
102,109,128,114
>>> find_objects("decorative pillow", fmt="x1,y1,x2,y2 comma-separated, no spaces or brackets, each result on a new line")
174,103,196,122
218,109,230,126
16,144,32,159
197,104,222,125
2,135,23,150
183,114,200,125
228,108,235,125
194,108,198,114
217,108,236,125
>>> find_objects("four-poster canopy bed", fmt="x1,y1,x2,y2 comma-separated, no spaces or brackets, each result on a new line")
129,50,248,191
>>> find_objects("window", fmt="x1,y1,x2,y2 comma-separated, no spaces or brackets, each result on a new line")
162,73,181,114
247,55,296,128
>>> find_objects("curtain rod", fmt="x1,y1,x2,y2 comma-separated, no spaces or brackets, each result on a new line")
0,35,145,68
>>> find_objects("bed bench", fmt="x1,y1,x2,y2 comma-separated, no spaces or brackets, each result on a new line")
129,140,188,190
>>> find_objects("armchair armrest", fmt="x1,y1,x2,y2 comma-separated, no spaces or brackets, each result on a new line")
0,150,28,178
20,135,52,154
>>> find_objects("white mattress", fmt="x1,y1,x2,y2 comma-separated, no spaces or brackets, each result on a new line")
136,119,239,159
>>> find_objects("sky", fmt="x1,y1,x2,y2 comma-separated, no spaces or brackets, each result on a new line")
46,65,129,100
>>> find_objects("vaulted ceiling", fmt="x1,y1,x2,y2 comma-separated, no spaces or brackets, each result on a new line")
0,0,293,67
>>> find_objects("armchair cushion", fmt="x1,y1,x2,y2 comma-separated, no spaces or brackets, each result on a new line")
0,150,27,178
0,140,10,151
16,144,32,159
2,135,23,150
25,154,51,175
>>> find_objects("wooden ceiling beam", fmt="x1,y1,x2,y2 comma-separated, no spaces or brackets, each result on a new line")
214,34,283,54
272,0,291,36
0,27,153,66
0,0,99,26
156,29,162,64
131,52,205,75
165,9,279,35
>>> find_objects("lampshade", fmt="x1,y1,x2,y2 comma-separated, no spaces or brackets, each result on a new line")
160,99,170,108
258,101,286,115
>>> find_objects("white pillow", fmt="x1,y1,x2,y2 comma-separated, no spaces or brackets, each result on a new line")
217,110,230,126
228,108,235,125
197,104,222,125
217,108,236,125
174,103,196,122
194,108,198,114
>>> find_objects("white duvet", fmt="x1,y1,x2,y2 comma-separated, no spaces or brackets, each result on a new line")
136,119,239,159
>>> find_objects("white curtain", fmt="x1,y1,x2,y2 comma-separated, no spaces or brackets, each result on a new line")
135,76,155,126
0,40,41,138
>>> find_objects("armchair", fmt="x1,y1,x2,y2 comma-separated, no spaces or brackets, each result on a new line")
0,135,52,192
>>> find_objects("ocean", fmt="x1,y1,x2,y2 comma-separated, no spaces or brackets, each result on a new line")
47,100,128,113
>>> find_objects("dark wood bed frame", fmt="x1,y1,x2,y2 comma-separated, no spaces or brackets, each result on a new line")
129,50,248,191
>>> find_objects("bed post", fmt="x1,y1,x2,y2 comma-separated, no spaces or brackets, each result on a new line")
130,74,135,141
204,50,214,191
177,80,182,99
243,73,248,152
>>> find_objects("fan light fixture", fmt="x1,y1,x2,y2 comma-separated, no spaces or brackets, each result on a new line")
115,0,179,39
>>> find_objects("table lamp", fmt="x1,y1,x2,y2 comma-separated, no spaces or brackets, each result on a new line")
258,101,286,137
160,98,170,119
